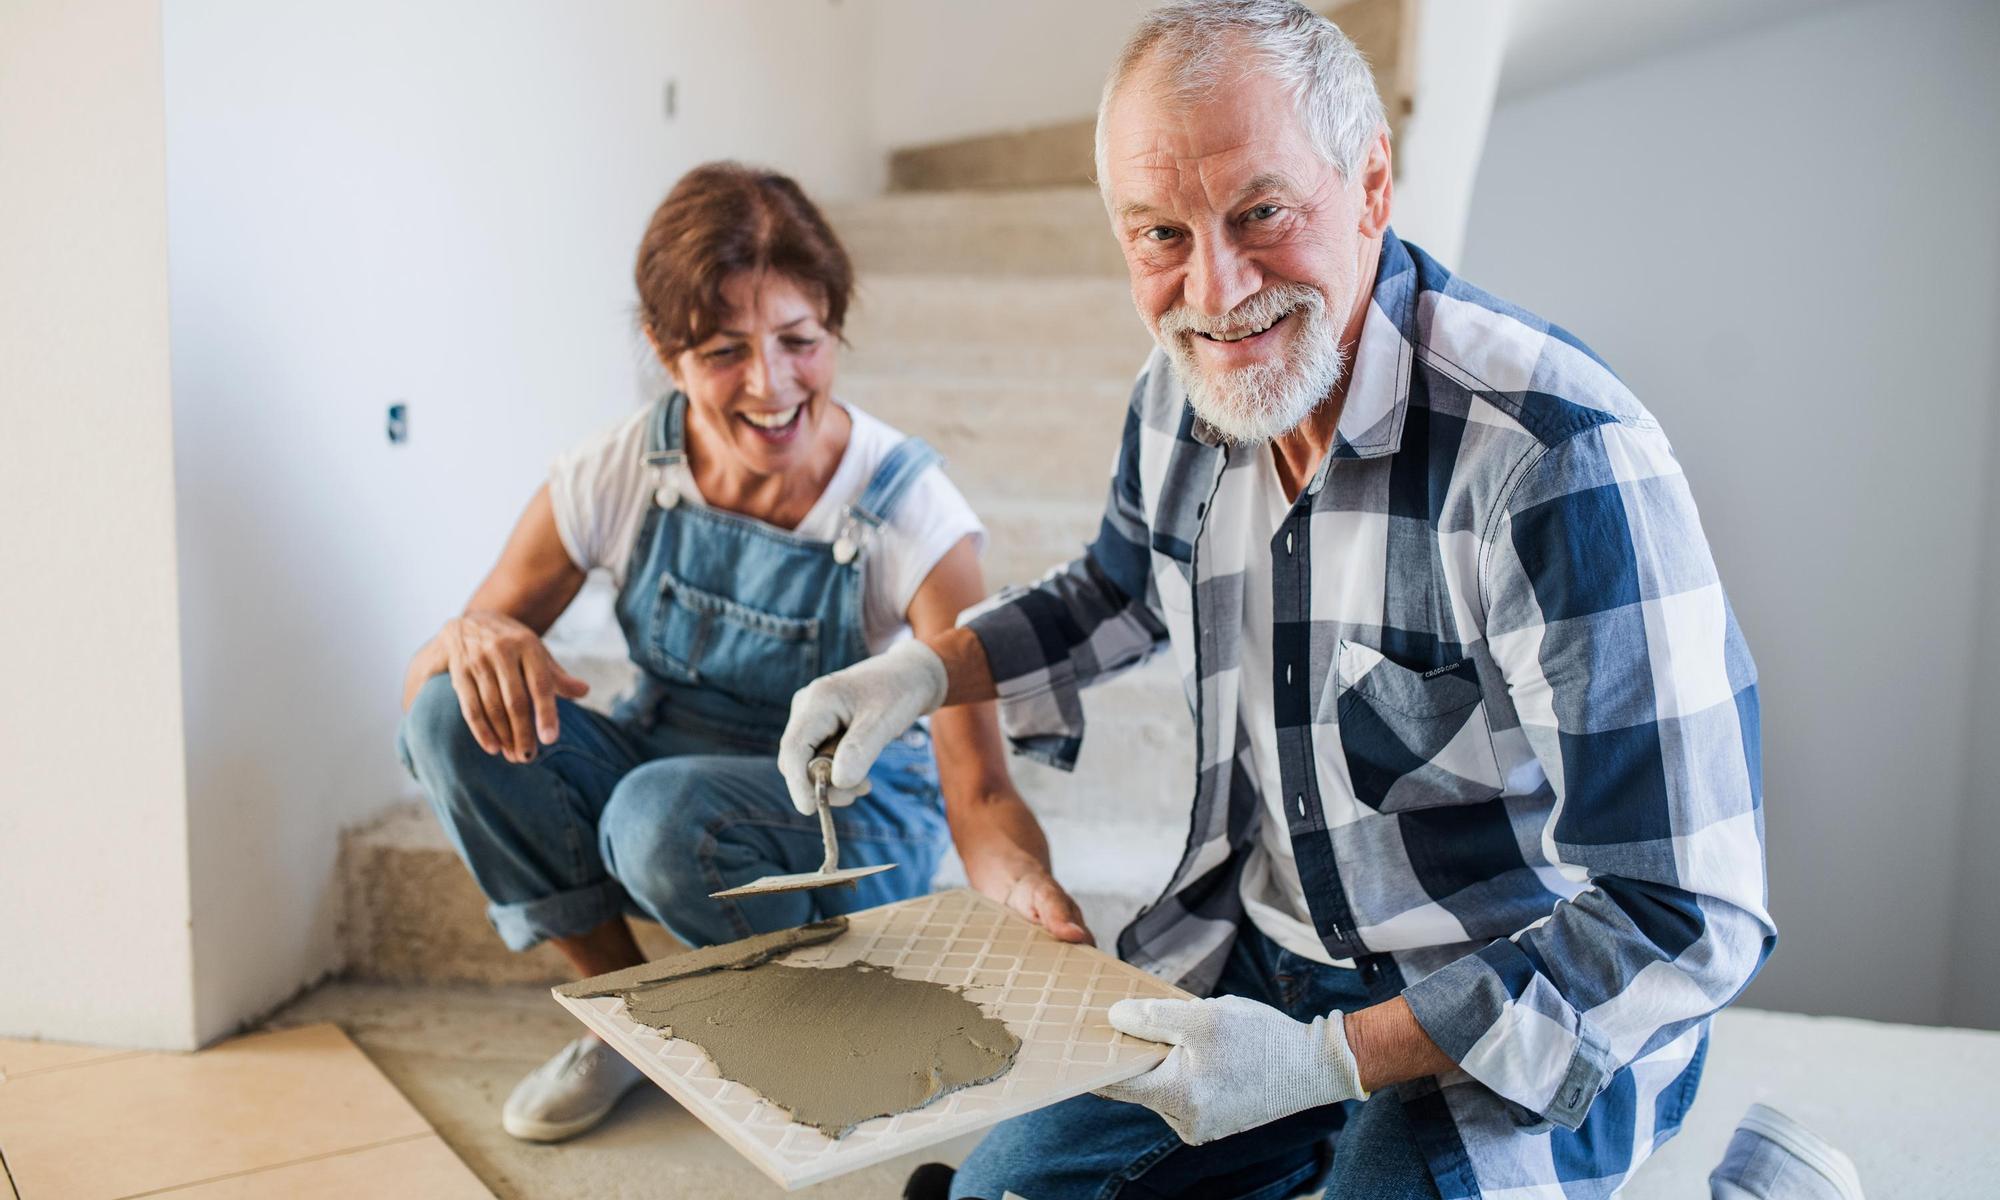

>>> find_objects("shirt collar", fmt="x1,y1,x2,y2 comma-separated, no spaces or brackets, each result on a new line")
1325,228,1417,466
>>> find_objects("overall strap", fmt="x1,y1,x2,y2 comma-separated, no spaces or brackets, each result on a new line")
643,391,689,468
848,436,942,528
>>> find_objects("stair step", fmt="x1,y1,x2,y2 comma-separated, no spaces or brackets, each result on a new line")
338,803,687,985
870,1,1408,196
843,274,1153,381
887,118,1095,193
826,188,1126,278
975,498,1100,592
845,372,1134,509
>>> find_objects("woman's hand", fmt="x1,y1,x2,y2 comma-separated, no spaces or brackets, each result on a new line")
411,610,589,763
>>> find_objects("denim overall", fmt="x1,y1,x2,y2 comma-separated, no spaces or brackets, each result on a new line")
401,393,949,951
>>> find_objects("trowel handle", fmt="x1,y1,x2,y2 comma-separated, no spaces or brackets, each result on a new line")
806,734,842,790
809,734,842,874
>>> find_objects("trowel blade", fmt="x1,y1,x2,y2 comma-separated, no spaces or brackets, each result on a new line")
708,862,897,900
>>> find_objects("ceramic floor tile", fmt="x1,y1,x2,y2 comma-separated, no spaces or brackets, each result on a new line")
0,1023,434,1200
0,1038,141,1080
558,888,1193,1189
137,1134,491,1199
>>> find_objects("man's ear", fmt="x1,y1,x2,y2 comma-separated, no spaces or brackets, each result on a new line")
1358,128,1393,238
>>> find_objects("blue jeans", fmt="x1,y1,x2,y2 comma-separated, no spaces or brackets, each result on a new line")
398,674,948,951
951,925,1441,1200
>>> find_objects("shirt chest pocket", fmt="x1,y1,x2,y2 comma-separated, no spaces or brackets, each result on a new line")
1333,640,1504,812
643,572,822,708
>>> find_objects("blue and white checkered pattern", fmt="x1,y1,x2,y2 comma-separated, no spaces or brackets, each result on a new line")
962,231,1774,1198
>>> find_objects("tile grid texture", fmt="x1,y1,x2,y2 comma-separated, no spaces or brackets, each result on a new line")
556,888,1192,1190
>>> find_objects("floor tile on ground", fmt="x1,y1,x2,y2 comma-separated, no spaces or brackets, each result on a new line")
0,1037,143,1080
143,1134,488,1199
0,1022,489,1200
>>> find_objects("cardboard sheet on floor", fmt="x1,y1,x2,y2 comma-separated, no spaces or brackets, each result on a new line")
553,887,1193,1191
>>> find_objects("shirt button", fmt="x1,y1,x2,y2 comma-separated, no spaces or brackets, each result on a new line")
1285,530,1295,554
1285,663,1293,685
655,485,680,509
1295,793,1307,818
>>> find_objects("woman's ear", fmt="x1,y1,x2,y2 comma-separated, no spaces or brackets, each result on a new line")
641,323,681,388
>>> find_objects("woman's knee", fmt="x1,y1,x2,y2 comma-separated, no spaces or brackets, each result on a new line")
400,673,484,776
597,760,710,902
400,673,527,842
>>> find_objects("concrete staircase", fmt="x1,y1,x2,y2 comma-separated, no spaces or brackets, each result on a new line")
339,184,1196,982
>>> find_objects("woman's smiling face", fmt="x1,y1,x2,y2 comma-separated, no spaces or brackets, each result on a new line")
670,270,839,478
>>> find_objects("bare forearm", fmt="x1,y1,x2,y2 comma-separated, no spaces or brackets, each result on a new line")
1342,997,1455,1093
925,626,998,707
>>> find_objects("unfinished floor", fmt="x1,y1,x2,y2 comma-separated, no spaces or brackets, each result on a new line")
260,981,986,1199
257,981,2000,1199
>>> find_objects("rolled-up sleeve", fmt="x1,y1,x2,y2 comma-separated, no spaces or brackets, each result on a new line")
1401,418,1776,1129
960,373,1169,770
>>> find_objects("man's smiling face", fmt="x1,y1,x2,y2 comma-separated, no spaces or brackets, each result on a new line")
1100,47,1385,444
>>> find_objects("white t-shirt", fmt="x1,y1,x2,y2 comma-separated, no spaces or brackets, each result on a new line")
1236,448,1353,968
547,401,986,656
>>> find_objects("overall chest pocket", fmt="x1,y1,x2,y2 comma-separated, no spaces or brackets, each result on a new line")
644,572,822,708
1334,640,1504,812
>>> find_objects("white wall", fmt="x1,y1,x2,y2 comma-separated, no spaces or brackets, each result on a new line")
864,0,1156,153
0,0,199,1049
162,0,879,1041
1390,0,1513,267
1465,0,2000,1026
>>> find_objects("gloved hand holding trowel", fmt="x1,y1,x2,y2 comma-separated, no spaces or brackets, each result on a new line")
779,637,1093,945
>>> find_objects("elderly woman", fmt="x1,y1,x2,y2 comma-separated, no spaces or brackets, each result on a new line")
398,162,1085,1143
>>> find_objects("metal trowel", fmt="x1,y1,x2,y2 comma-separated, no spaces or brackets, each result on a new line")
709,737,897,899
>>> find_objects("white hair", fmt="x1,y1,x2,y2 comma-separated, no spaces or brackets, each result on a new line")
1094,0,1387,186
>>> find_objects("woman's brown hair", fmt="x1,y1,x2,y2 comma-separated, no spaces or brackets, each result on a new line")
634,162,854,360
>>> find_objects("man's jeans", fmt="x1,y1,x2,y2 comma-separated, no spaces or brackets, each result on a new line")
951,923,1442,1200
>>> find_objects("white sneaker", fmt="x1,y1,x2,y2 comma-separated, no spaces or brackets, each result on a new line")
1710,1103,1865,1200
502,1035,647,1142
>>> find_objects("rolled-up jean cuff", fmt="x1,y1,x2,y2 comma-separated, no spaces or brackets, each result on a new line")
488,879,629,952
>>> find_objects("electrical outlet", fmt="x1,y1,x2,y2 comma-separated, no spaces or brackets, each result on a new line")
387,402,408,445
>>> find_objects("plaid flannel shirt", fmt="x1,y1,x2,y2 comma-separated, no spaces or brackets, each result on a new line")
963,231,1774,1197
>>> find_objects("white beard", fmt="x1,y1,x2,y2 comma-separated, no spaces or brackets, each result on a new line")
1156,283,1346,446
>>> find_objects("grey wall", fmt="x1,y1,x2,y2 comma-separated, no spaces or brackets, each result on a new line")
1462,0,2000,1027
1946,301,2000,1029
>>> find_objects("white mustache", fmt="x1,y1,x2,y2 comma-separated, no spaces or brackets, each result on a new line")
1157,284,1322,342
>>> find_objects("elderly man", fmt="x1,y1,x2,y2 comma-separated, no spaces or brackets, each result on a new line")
782,2,1785,1197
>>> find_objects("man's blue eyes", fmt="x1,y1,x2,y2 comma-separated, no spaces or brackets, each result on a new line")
1143,207,1280,242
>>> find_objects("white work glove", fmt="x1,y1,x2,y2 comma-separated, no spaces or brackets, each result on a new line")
1094,995,1368,1145
779,638,948,816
